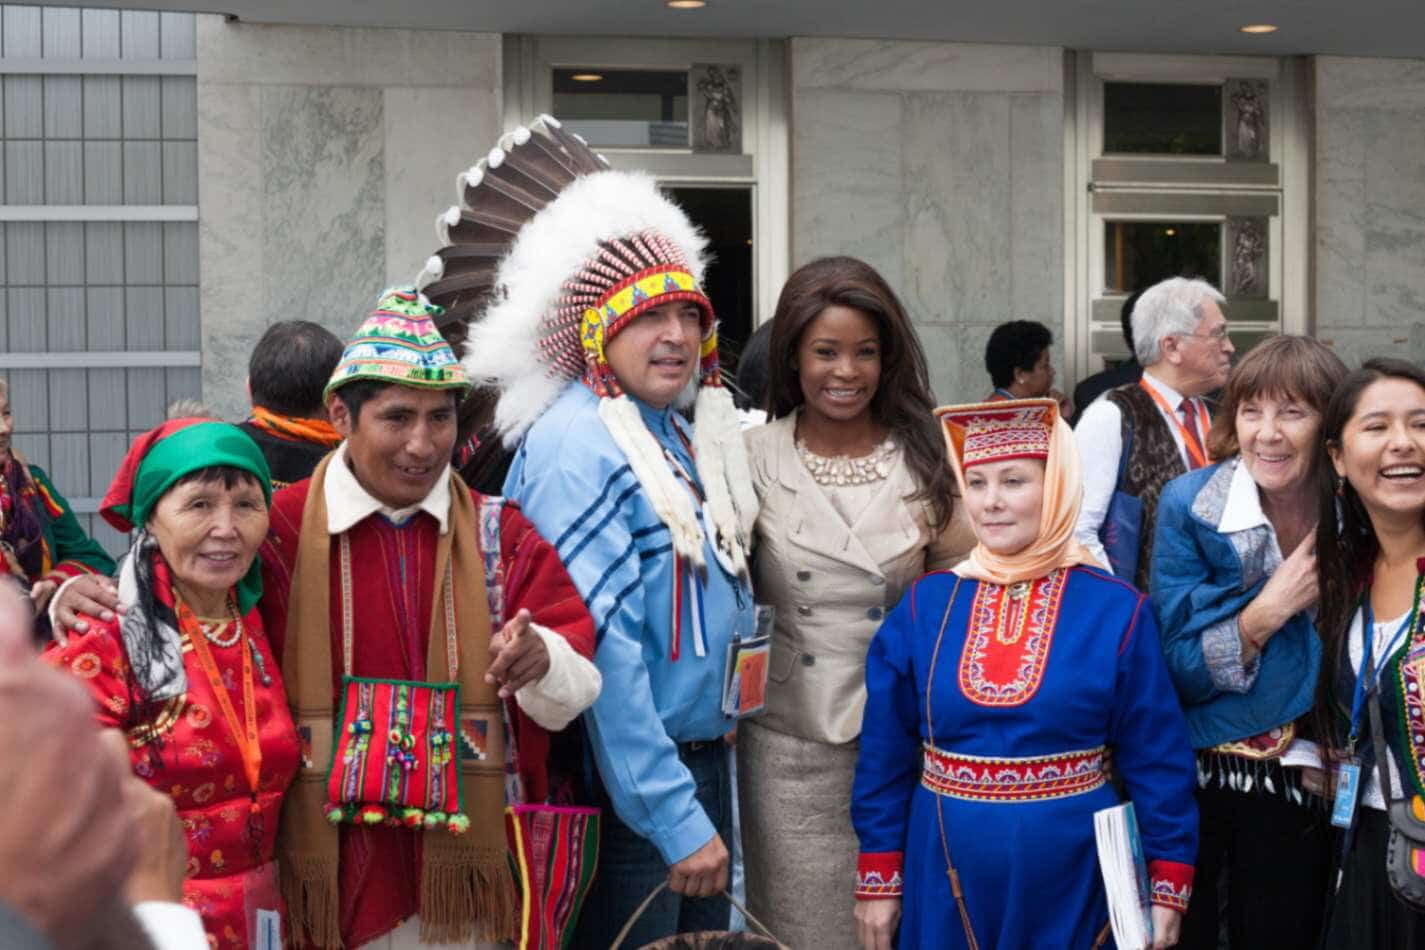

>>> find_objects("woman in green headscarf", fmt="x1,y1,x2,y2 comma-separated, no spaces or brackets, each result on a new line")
46,418,300,949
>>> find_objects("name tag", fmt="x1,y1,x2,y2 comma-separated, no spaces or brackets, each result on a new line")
1332,759,1363,829
722,606,774,719
254,909,281,950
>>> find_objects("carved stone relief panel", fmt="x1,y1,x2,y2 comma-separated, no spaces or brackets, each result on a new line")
1225,79,1269,161
690,63,742,154
1227,216,1268,298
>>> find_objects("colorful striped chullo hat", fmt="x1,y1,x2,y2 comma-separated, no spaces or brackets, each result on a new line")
324,287,471,398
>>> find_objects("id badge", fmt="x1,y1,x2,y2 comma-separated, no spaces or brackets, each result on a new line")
1331,758,1363,829
722,606,774,719
243,860,283,949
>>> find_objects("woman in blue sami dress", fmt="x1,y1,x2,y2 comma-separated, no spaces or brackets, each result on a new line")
851,399,1199,950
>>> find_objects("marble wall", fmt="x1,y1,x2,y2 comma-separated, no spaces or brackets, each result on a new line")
790,38,1066,403
1314,56,1425,367
196,18,500,422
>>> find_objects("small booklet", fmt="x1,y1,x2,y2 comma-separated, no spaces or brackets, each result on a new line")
1093,802,1153,950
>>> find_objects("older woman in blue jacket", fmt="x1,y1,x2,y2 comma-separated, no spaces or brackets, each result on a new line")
1151,335,1346,950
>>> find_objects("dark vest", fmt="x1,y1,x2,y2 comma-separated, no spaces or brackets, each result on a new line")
1104,383,1189,591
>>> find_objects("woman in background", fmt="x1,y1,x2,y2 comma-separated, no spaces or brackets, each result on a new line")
0,378,114,614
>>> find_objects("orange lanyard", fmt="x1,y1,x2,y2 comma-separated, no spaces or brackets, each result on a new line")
179,599,263,817
1138,378,1211,469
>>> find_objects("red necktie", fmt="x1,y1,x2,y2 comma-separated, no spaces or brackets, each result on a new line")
1179,398,1205,470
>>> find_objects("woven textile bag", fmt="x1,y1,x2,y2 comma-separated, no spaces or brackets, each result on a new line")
480,496,602,948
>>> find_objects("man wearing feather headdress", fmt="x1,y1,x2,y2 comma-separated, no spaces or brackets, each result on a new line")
417,115,759,946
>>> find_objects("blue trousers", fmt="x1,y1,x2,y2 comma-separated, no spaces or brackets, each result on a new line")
573,742,733,947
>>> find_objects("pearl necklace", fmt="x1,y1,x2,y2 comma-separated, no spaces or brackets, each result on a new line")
796,437,896,487
198,598,243,649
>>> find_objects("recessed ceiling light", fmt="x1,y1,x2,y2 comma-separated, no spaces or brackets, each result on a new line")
667,0,707,8
1164,228,1177,236
571,73,604,82
1239,24,1278,34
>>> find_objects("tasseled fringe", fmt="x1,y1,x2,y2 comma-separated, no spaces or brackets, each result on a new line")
280,855,342,949
1195,751,1314,808
418,859,518,945
692,385,756,577
599,395,706,568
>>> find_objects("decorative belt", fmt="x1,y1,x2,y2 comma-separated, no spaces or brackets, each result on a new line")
920,743,1108,802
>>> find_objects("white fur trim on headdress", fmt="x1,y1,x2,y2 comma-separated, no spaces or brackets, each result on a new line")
462,169,709,445
693,385,758,573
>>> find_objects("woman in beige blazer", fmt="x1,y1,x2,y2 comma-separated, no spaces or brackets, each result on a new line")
739,257,973,949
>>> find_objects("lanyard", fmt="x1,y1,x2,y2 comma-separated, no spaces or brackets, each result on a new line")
179,598,263,817
991,388,1016,401
1349,594,1417,749
1138,378,1210,469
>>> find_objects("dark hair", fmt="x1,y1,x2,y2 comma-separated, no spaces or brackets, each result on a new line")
766,256,954,528
1120,290,1145,353
249,320,344,417
334,379,462,434
732,321,773,412
170,465,264,495
1316,357,1425,741
1206,335,1347,460
984,321,1052,389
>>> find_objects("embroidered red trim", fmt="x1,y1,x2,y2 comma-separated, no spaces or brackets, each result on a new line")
1148,859,1194,912
1210,722,1294,760
855,851,903,900
958,569,1068,707
919,743,1107,802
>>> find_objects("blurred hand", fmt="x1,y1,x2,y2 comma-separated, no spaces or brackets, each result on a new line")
51,573,122,643
485,609,549,698
855,898,901,950
27,580,57,614
668,834,728,898
0,583,138,946
97,730,188,905
1151,905,1182,949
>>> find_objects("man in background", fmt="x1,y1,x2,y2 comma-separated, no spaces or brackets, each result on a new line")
239,320,345,488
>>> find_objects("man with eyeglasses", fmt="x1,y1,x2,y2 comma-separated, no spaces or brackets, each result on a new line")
1073,276,1234,591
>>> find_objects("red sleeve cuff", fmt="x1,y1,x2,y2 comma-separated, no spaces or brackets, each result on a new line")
1148,859,1193,912
856,851,903,900
43,560,98,584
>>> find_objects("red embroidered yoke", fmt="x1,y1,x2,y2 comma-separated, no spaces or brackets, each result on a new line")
259,478,595,947
45,608,299,949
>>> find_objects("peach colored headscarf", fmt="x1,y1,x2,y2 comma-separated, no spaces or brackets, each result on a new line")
936,398,1100,586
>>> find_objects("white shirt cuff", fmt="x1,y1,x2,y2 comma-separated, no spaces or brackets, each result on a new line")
133,902,209,950
514,623,602,731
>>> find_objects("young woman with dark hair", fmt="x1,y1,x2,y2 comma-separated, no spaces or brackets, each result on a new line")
1316,357,1425,948
739,256,973,948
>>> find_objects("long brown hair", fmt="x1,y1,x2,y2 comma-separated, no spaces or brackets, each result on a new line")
1315,358,1425,740
766,256,954,527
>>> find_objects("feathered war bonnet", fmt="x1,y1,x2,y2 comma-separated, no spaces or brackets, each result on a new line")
416,115,755,576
